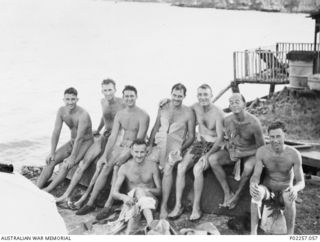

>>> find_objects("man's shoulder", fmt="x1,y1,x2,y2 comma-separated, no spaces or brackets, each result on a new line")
137,107,150,119
284,145,301,158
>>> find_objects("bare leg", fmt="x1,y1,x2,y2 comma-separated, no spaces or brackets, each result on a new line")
43,139,93,193
190,160,207,220
283,190,296,235
160,163,174,219
208,150,234,207
250,202,260,235
169,152,194,218
56,139,102,203
37,141,72,189
228,156,255,209
103,165,120,208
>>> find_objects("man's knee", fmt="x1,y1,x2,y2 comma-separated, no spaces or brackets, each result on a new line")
208,154,219,167
177,162,188,176
193,163,204,177
243,157,256,176
163,164,174,176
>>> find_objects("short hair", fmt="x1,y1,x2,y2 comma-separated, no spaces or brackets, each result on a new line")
171,83,187,96
267,121,287,133
101,78,116,88
122,85,137,95
231,92,246,104
198,84,212,92
64,87,78,96
131,139,147,148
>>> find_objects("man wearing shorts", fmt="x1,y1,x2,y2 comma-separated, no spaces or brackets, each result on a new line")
250,121,305,235
55,79,125,206
37,87,94,192
76,85,150,215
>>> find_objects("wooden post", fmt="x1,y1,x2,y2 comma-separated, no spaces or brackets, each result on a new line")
231,81,240,93
269,83,275,97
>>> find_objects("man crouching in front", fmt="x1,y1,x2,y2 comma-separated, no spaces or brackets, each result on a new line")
250,121,305,235
112,139,161,234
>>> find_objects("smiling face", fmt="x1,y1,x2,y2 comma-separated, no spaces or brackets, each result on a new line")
269,128,285,152
229,93,245,114
171,89,185,107
123,90,137,107
131,143,147,164
101,83,116,101
63,93,78,111
197,87,212,106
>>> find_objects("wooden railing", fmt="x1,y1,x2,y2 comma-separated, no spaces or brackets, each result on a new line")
233,50,289,84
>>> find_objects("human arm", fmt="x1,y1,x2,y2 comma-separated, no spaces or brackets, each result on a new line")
66,113,92,167
112,166,134,205
93,117,104,135
47,109,63,163
137,112,150,140
285,150,305,202
205,110,224,157
181,108,196,152
147,109,161,149
249,148,264,197
145,165,161,197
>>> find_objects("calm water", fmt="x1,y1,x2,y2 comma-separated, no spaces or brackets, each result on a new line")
0,0,313,169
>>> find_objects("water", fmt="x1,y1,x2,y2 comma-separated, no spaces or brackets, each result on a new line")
0,0,313,169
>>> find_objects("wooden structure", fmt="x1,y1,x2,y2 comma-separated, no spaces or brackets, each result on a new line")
308,10,320,73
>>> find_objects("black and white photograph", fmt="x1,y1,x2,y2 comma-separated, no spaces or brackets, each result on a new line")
0,0,319,238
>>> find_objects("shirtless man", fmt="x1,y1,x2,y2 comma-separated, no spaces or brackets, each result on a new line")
76,85,150,215
250,121,305,235
37,87,94,192
207,93,265,210
168,84,225,220
55,79,125,206
113,139,161,234
147,83,195,219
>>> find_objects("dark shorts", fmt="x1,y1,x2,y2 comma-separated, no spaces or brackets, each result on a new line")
189,140,214,162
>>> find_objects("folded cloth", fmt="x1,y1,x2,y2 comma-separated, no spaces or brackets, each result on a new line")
137,196,156,211
145,219,177,235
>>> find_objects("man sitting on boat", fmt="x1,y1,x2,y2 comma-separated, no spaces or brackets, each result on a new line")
37,87,94,193
112,139,161,234
208,93,265,210
167,84,224,221
250,121,305,235
55,79,125,208
147,83,195,219
76,85,150,216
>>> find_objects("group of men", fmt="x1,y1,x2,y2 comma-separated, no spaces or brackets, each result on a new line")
37,79,305,235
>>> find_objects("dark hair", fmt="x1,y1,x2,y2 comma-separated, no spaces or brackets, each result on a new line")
122,85,137,96
101,78,116,88
231,92,246,104
64,87,78,96
171,83,187,96
198,84,212,92
131,139,147,148
267,121,287,133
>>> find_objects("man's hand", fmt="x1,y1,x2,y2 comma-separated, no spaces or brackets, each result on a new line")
284,186,298,202
159,98,170,108
250,183,261,200
123,195,135,206
64,157,76,169
93,130,100,136
45,153,55,165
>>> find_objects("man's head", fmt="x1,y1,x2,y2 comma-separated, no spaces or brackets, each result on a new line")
130,139,147,164
197,84,213,106
268,121,286,151
122,85,137,107
101,79,116,101
63,87,78,110
229,93,246,114
171,83,186,107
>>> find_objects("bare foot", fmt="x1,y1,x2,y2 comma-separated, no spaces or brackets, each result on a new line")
168,205,182,218
55,195,67,204
160,207,168,219
74,198,85,209
189,209,202,221
226,194,239,210
219,192,234,208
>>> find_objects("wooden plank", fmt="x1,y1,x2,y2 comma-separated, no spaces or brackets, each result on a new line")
301,150,320,169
